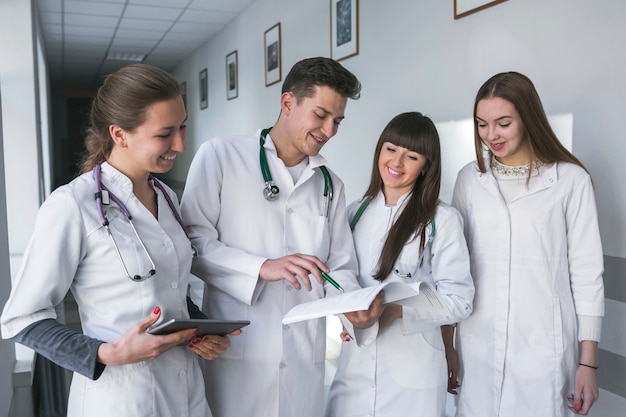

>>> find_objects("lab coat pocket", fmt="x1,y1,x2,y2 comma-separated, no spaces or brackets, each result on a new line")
386,326,446,389
313,215,330,260
78,361,155,416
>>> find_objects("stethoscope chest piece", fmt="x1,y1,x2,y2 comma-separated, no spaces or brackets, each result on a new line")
263,182,280,201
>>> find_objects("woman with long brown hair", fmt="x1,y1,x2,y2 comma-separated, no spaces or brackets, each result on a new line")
448,72,604,416
325,112,474,417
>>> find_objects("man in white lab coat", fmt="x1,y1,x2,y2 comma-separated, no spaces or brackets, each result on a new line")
180,57,383,417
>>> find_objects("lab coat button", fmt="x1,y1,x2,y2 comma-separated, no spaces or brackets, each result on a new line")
279,362,287,369
287,208,294,214
287,245,294,252
283,324,290,330
179,370,186,377
170,282,178,289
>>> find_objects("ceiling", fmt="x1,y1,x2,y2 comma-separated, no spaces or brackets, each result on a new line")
36,0,256,91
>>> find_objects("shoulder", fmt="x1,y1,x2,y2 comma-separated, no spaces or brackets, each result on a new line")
457,160,481,179
318,165,345,189
555,161,591,181
37,173,95,228
198,133,256,154
434,200,463,223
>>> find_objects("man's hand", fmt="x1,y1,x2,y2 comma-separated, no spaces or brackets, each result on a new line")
259,254,327,291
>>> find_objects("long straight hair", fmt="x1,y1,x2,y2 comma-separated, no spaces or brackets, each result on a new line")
473,72,586,175
362,112,441,281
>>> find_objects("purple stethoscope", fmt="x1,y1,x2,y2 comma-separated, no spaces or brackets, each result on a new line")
92,163,196,282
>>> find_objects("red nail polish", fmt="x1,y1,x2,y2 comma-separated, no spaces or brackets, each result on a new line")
153,306,160,315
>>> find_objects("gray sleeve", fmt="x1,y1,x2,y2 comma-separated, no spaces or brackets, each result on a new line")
13,319,106,380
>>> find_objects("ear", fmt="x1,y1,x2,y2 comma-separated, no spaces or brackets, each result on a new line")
109,125,127,147
279,92,296,115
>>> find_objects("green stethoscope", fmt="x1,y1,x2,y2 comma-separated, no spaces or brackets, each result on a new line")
259,127,334,218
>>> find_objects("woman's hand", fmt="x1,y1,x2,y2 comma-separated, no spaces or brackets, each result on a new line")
344,291,386,329
568,365,599,415
97,306,197,366
377,303,402,331
188,329,241,360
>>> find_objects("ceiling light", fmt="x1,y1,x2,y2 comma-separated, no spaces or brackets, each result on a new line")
106,52,146,62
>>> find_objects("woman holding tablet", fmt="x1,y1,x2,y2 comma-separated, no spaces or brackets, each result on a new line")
1,64,236,416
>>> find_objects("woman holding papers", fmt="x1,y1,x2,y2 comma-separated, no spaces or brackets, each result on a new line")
447,72,605,417
325,112,474,417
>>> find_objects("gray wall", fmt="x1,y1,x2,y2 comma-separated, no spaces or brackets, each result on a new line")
0,82,14,417
168,0,626,415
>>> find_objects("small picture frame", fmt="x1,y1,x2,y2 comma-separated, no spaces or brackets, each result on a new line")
264,22,282,87
199,68,208,110
226,50,238,100
180,81,187,110
454,0,508,19
330,0,359,61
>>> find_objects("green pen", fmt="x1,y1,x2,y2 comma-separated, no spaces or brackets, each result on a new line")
318,268,344,292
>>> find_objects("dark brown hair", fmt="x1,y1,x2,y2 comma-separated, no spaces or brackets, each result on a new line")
362,112,441,281
281,57,361,102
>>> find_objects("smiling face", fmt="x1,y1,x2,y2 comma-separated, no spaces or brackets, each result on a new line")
378,141,428,204
476,96,531,166
275,85,347,166
108,96,187,180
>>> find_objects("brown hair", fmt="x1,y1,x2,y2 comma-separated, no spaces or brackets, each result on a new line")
80,64,182,173
362,112,441,281
473,71,586,175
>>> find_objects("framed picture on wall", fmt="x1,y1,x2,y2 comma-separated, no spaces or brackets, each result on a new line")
454,0,508,19
199,68,208,110
330,0,359,61
226,50,238,100
181,81,187,110
264,22,281,87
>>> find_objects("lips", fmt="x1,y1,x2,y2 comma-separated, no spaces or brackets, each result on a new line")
490,142,505,152
386,166,402,178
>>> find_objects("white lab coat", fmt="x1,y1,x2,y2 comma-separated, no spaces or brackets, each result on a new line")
180,131,362,417
1,163,210,417
325,191,474,417
451,159,605,417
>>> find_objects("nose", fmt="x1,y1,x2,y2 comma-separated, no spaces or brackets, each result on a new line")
320,118,336,139
484,125,498,141
390,151,403,167
171,130,186,152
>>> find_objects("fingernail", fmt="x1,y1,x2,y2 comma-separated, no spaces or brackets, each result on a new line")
153,306,160,315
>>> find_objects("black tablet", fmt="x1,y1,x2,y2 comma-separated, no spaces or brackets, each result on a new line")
148,319,250,336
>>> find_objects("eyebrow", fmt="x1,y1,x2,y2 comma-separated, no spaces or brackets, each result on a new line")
476,115,513,122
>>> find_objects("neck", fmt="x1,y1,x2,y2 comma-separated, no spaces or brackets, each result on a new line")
382,187,407,205
267,126,306,167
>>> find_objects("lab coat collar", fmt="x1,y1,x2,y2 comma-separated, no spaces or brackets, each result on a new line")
259,128,330,170
475,155,558,202
99,161,134,198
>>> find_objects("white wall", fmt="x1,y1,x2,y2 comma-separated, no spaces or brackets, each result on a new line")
168,0,625,415
0,0,49,415
0,0,42,254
